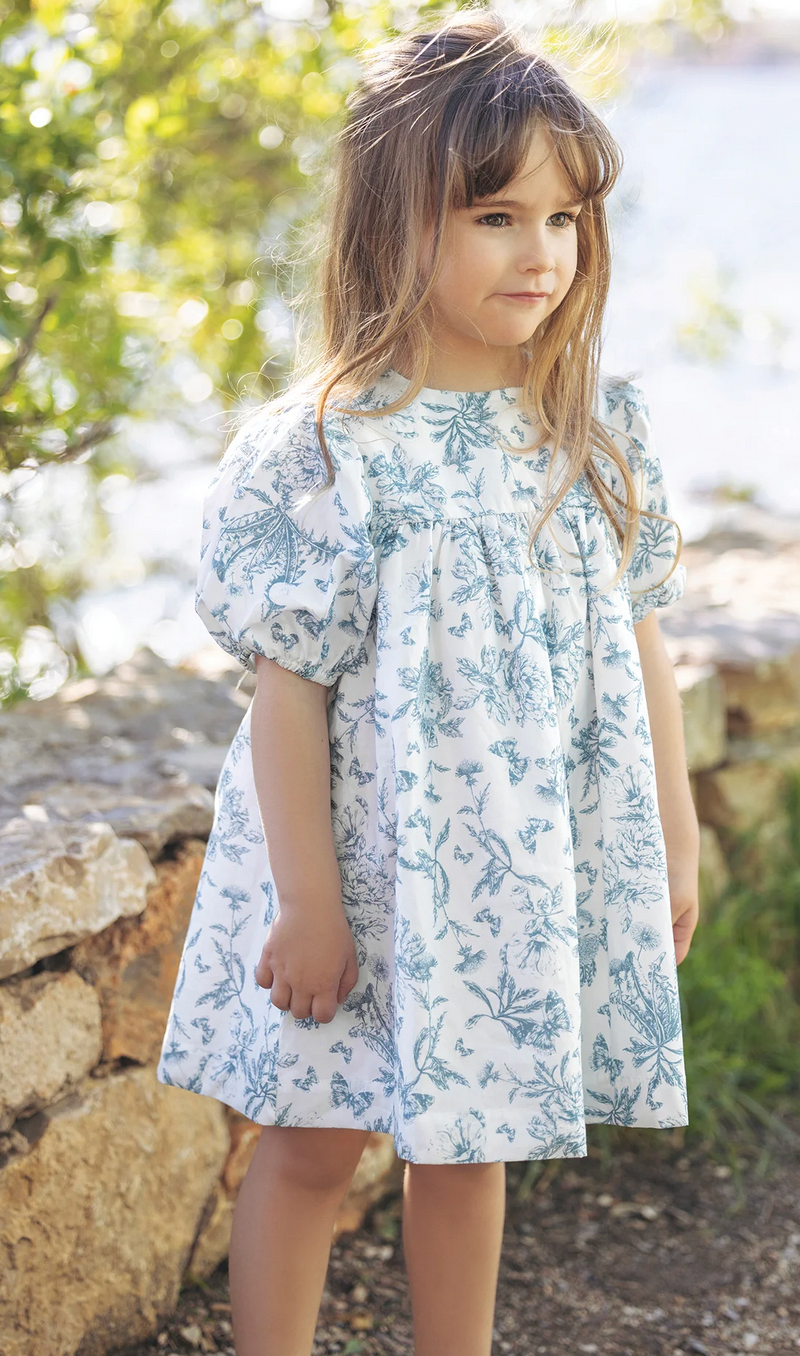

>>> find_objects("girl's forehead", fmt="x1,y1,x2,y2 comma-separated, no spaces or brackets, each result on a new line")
455,123,586,207
467,166,581,211
501,154,576,195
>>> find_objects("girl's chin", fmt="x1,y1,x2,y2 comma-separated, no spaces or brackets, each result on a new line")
484,325,544,346
443,317,545,349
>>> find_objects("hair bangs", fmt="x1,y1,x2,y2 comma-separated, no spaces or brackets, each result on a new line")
550,119,620,202
443,56,614,213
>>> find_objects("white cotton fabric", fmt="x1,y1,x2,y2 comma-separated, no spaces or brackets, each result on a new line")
156,367,689,1164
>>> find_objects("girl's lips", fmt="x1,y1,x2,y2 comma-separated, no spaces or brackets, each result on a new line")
499,292,548,300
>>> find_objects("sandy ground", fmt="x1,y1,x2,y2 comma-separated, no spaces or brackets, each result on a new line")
112,1123,800,1356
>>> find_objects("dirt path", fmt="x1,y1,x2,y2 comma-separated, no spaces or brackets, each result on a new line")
114,1127,800,1356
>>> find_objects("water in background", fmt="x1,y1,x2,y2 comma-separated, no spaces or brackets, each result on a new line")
602,54,800,542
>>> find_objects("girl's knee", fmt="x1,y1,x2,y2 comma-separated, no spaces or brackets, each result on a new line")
256,1124,372,1194
405,1159,505,1187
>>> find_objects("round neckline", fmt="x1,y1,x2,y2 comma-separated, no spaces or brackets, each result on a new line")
381,366,523,400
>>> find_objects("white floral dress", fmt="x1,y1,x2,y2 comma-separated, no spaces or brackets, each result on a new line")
156,366,689,1164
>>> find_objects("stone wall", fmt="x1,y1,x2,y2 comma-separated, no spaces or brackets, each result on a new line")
0,650,402,1356
660,504,800,881
1,501,798,1355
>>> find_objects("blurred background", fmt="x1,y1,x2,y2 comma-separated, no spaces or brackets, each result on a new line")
3,10,800,1350
1,0,798,702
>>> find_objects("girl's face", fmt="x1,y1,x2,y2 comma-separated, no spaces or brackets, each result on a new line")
421,124,582,384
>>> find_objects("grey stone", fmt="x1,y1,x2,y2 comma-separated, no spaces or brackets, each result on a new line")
0,819,156,980
675,663,727,772
0,647,251,860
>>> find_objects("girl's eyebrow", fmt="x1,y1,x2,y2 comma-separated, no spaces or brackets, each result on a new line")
472,197,583,210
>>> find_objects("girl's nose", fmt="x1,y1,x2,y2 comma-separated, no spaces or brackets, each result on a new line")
517,231,557,275
518,252,556,277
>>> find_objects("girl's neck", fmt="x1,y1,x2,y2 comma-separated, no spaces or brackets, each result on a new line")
392,345,529,393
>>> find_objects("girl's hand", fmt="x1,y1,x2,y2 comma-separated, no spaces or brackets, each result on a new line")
255,898,359,1024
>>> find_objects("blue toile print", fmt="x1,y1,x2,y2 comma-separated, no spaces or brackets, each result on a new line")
156,366,689,1163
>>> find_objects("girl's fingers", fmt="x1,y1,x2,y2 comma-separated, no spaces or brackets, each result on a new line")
269,979,292,1011
255,958,273,989
289,990,313,1021
311,992,339,1025
337,952,359,1003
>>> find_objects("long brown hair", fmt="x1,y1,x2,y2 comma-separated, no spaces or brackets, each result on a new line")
255,6,682,598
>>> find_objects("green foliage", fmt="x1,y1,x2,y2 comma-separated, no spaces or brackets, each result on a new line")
0,0,391,694
679,768,800,1155
0,0,348,476
706,478,761,504
675,266,743,364
0,0,745,699
0,0,744,478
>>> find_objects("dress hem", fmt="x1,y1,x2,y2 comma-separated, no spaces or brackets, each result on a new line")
156,1065,689,1165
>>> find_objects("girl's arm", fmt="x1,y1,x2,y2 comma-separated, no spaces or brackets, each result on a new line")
249,655,359,1023
634,608,701,965
250,654,341,906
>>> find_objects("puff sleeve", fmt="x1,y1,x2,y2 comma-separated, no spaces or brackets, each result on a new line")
195,401,378,686
603,381,686,625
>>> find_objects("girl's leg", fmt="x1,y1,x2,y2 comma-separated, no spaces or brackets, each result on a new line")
402,1159,507,1356
228,1124,372,1356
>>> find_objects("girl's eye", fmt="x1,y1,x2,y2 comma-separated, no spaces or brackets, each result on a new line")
550,211,580,228
477,212,512,229
475,210,580,229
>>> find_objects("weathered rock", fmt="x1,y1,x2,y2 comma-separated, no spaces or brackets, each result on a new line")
221,1105,264,1196
180,1106,268,1274
70,838,205,1065
717,649,800,738
675,663,727,773
9,776,216,861
0,819,155,981
0,970,102,1131
184,1106,264,1278
0,646,250,860
697,823,731,909
187,1179,238,1281
695,748,800,851
0,1065,229,1356
661,532,800,675
725,731,800,765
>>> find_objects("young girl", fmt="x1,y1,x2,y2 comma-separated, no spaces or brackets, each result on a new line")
157,9,700,1354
